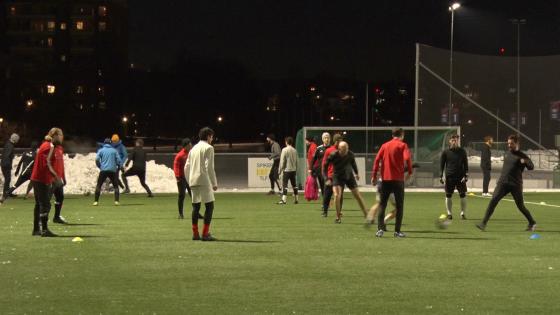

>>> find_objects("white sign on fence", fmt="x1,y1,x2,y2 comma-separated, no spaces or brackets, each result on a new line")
248,157,366,188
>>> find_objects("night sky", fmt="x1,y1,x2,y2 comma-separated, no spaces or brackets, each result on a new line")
129,0,560,82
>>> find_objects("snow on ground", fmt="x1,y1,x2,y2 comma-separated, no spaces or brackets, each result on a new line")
8,153,178,195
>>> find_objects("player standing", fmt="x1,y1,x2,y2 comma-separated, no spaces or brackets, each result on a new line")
323,141,367,223
372,128,413,238
266,134,282,195
185,127,218,241
278,137,298,205
93,139,122,206
310,132,331,196
2,141,37,202
476,135,537,231
121,139,153,197
321,133,343,217
1,133,19,200
30,128,63,237
174,138,193,219
440,134,469,220
480,136,493,196
52,140,68,224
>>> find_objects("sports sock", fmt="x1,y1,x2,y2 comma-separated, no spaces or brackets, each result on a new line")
203,224,210,237
446,197,452,215
282,194,287,203
460,197,467,215
192,224,199,236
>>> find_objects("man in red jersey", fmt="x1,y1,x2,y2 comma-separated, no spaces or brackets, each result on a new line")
174,138,193,219
371,128,413,238
321,133,343,217
31,128,64,237
52,140,68,224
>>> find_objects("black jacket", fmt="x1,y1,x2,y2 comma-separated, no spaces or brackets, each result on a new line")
1,141,15,168
125,146,147,170
323,150,358,179
15,149,36,176
440,147,468,178
498,150,533,186
480,144,491,170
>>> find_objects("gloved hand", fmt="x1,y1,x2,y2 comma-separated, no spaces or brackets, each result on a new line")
461,175,469,183
439,176,444,184
63,177,67,186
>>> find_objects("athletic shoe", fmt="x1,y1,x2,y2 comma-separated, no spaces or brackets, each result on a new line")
123,188,131,194
461,213,467,220
92,202,99,206
364,219,374,228
321,211,328,217
334,218,342,224
201,234,217,241
192,234,200,241
294,200,299,204
114,201,120,206
475,223,486,231
277,200,286,205
148,193,154,198
447,214,453,220
526,224,537,232
32,229,41,236
178,214,184,220
394,232,406,238
41,229,58,237
266,191,275,195
375,230,384,237
53,216,68,224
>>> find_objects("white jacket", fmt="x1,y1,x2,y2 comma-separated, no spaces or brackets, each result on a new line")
184,140,217,187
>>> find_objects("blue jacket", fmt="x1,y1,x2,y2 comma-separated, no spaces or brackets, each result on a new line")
112,140,128,162
96,144,123,172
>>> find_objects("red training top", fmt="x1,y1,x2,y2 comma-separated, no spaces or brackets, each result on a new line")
54,145,65,179
372,137,412,181
31,141,55,184
173,148,189,178
307,142,317,170
322,145,337,179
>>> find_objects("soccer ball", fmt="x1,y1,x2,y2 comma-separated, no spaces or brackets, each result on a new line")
435,214,451,230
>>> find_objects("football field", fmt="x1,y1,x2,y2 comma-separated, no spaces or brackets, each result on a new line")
1,192,559,314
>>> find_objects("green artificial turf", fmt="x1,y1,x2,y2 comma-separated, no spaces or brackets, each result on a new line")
0,192,559,314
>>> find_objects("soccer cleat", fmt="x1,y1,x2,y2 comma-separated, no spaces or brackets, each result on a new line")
334,218,342,224
364,219,374,228
526,224,537,232
114,201,120,206
32,229,41,236
201,234,217,241
475,223,486,231
123,188,131,194
394,232,406,238
321,211,328,218
41,229,58,237
461,213,467,220
294,200,299,204
266,191,275,195
53,216,68,224
92,202,99,206
178,214,184,220
192,234,201,241
277,200,286,205
447,214,453,220
375,229,384,237
148,193,154,198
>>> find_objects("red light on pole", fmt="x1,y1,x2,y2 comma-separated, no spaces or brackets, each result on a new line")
499,47,506,55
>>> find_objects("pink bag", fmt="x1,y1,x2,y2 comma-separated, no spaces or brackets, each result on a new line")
305,175,319,201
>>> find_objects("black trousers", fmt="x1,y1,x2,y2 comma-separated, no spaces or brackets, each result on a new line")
2,165,11,195
377,181,405,232
482,182,536,225
312,168,325,195
269,159,280,190
32,180,52,231
13,172,31,191
53,185,64,218
482,168,491,194
122,167,152,194
177,177,192,215
95,171,120,202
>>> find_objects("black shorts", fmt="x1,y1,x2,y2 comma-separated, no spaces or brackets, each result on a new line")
333,175,357,190
445,177,467,195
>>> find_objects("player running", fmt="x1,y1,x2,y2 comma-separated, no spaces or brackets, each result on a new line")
440,134,469,220
321,133,343,217
121,139,153,197
278,137,299,205
476,135,537,232
1,133,20,200
323,141,367,223
2,141,38,202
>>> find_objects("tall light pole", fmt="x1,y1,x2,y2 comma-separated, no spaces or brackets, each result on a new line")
448,2,461,126
510,18,526,136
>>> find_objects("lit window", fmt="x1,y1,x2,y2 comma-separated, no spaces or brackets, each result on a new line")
60,55,66,62
98,86,105,96
60,22,67,30
98,21,107,31
10,6,16,15
76,86,84,94
47,85,56,94
76,21,84,30
47,37,53,47
98,6,108,16
47,21,55,31
97,69,103,77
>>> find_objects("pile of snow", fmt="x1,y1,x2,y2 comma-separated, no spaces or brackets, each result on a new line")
7,153,178,195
